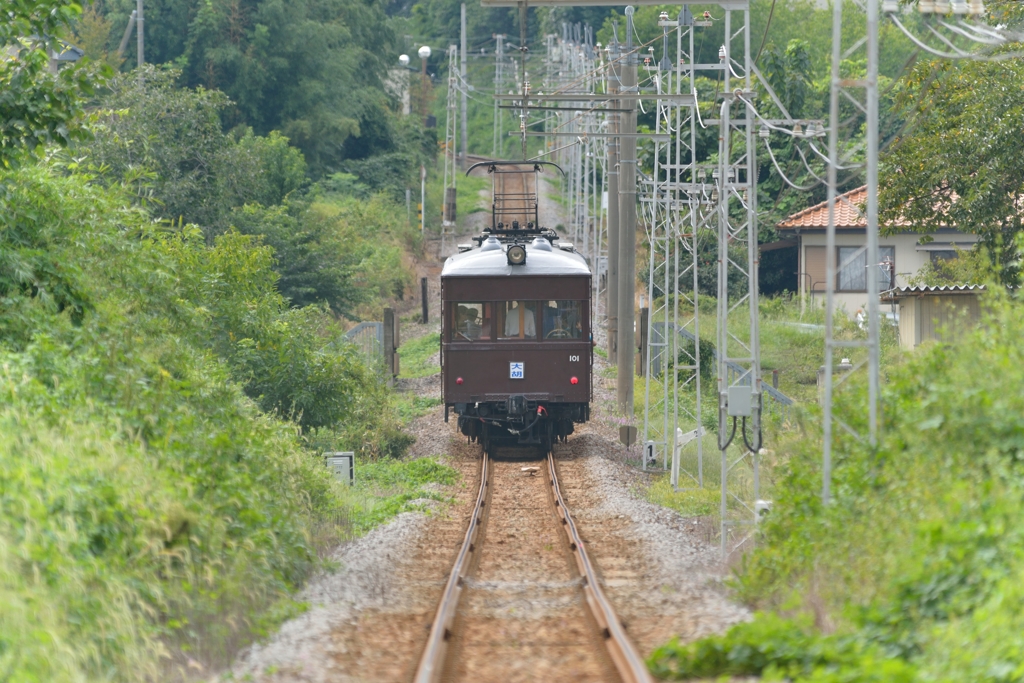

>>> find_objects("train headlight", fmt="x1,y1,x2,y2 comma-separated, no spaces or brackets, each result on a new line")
507,244,527,266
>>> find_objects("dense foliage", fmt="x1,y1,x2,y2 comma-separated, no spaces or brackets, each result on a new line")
877,3,1024,286
0,1,103,167
77,0,434,177
82,67,421,319
649,292,1024,681
85,67,306,230
0,113,429,670
0,161,341,678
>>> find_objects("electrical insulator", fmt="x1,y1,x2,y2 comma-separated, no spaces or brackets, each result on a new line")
718,45,727,61
919,0,936,12
968,0,985,14
882,0,899,12
952,0,969,13
935,0,951,13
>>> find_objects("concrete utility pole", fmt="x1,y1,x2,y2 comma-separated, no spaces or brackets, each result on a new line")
606,38,620,365
616,7,638,416
420,164,427,234
136,0,144,67
493,34,505,156
116,10,137,59
460,4,469,170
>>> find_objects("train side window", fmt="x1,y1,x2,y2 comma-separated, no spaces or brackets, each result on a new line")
452,303,491,341
543,300,583,339
498,301,538,339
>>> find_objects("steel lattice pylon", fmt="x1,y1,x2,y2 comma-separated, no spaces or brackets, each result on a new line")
543,25,609,317
640,7,708,493
820,0,881,506
638,2,763,560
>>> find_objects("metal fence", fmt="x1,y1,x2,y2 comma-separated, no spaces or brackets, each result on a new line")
344,321,384,361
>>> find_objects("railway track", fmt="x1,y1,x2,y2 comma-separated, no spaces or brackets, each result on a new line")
413,449,653,683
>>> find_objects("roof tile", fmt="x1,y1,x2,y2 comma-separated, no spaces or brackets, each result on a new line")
778,186,867,230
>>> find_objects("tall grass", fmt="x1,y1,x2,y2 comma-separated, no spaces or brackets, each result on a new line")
0,160,418,680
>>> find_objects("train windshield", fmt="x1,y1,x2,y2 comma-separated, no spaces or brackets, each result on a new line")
542,300,583,339
452,303,492,341
499,301,538,339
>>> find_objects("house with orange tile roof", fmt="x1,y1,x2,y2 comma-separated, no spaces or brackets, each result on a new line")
777,186,977,316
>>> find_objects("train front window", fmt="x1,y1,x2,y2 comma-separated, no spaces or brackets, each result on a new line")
498,301,538,339
543,300,584,339
452,303,491,341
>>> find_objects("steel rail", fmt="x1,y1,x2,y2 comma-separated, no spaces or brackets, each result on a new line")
413,453,490,683
546,452,654,683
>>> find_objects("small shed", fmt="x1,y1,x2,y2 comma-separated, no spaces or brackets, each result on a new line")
882,285,984,350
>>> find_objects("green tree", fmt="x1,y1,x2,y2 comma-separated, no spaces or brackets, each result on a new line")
881,55,1024,285
86,66,307,229
0,0,101,167
179,0,397,174
879,1,1024,285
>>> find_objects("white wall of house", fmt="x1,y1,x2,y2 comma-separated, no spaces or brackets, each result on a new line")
795,231,977,317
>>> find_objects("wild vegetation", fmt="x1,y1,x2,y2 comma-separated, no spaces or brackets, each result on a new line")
0,1,447,679
649,290,1024,682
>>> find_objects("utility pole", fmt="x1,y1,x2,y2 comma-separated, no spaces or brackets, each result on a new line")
606,37,620,365
461,4,469,169
442,45,459,256
420,164,426,234
116,10,137,59
136,0,144,67
493,34,505,156
616,7,638,416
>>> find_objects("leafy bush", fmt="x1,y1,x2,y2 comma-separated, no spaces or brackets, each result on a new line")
0,160,410,679
649,292,1024,681
229,192,417,318
86,67,307,232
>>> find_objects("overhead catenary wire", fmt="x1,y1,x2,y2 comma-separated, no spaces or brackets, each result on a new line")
889,14,1023,60
763,138,821,191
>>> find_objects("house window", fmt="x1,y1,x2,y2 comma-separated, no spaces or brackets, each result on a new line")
837,246,895,292
930,250,957,263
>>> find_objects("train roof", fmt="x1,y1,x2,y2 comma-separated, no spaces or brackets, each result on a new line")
442,237,591,277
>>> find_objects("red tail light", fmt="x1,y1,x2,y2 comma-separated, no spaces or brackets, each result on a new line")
570,376,579,385
456,377,464,385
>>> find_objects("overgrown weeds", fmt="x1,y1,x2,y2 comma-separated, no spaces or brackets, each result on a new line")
649,292,1024,681
0,161,418,681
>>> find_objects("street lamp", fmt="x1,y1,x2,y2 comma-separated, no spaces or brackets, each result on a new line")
417,45,431,75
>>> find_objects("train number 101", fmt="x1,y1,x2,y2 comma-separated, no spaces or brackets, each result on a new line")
569,355,580,362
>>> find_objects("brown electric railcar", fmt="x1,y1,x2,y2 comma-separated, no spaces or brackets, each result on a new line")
441,161,592,454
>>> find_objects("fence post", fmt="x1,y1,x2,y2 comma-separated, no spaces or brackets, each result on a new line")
421,277,429,324
383,308,398,386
